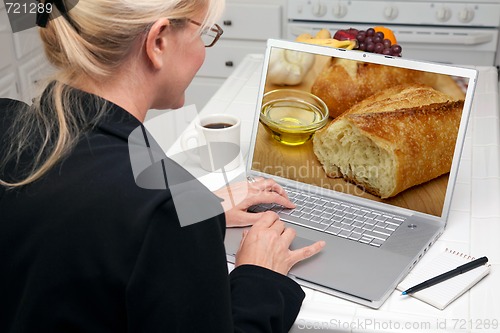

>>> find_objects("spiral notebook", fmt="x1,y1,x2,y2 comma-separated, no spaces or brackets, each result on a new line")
397,248,491,309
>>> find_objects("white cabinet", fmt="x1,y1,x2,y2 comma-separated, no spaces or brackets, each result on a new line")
0,72,17,100
0,8,17,100
0,10,53,104
184,1,284,110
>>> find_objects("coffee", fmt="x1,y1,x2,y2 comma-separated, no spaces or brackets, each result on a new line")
181,113,241,172
203,122,233,129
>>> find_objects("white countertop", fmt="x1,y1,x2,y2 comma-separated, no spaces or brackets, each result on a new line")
148,54,500,332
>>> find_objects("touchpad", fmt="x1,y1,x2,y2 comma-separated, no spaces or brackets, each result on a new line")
290,236,316,251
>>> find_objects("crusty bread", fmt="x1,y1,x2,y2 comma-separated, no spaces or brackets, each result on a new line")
311,58,452,118
312,84,464,199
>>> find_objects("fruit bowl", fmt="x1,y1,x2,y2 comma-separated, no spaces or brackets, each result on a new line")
259,89,329,146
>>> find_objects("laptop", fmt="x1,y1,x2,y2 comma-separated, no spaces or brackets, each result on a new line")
224,39,478,309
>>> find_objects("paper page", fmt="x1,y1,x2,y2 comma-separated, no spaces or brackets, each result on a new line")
397,249,490,309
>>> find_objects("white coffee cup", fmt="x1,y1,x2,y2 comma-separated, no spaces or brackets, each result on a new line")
181,114,241,172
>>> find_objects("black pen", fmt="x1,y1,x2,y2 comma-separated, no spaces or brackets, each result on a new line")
402,256,488,295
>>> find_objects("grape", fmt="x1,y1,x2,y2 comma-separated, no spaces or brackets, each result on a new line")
353,27,402,57
356,32,366,42
390,44,402,55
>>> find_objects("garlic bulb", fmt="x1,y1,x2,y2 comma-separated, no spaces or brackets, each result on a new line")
267,48,315,86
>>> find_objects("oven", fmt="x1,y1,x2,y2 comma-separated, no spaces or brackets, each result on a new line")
286,0,500,66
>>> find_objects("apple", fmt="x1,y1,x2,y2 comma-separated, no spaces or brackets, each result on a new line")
333,28,359,41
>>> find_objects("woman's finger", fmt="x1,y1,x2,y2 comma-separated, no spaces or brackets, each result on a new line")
253,211,280,229
227,211,268,227
250,178,287,197
280,227,297,246
263,179,290,200
288,241,326,266
269,218,286,234
260,191,296,208
240,192,294,210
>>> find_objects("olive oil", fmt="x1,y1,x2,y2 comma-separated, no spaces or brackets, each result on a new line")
261,99,325,145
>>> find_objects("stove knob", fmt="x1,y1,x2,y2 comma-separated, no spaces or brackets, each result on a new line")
383,5,399,21
311,2,327,17
436,6,452,22
332,3,347,18
458,7,475,23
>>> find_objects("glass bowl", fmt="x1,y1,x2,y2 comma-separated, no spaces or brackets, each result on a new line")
259,89,329,146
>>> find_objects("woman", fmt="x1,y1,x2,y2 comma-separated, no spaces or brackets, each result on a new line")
0,0,324,332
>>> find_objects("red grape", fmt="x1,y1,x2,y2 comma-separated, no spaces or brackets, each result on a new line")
341,26,403,56
356,32,366,42
390,44,402,56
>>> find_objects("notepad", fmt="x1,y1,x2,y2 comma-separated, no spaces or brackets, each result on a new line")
397,248,490,310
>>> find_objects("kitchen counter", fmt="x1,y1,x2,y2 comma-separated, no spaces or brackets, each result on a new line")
147,54,500,332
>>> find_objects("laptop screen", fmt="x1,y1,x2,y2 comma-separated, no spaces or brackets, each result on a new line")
249,41,476,219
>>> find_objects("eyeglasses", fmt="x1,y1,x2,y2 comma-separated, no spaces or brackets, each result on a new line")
187,19,224,48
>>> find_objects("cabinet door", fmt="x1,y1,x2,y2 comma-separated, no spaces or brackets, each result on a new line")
185,76,225,110
12,27,43,60
17,54,54,103
219,3,281,40
0,71,18,100
0,8,15,72
198,40,266,78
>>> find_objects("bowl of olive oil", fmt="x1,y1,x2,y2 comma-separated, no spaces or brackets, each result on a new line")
260,89,329,146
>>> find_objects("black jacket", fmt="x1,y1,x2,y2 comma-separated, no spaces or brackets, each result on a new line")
0,90,304,333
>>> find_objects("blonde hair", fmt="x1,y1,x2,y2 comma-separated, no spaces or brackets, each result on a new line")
0,0,225,187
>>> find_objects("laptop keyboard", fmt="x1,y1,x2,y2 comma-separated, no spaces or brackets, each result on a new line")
249,185,406,247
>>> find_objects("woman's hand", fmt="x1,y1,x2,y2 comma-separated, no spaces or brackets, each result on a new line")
214,177,296,227
235,211,325,275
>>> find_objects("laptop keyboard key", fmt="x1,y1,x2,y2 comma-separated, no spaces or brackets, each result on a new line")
280,208,294,215
301,213,313,221
301,207,313,214
320,219,332,228
370,238,384,247
282,215,326,231
311,216,323,223
338,230,351,238
349,233,362,241
325,226,341,235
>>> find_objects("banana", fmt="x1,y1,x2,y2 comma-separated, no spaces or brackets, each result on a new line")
315,29,331,39
295,31,357,50
300,38,356,49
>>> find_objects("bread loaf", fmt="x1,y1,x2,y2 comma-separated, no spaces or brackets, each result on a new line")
313,84,464,199
311,58,449,118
